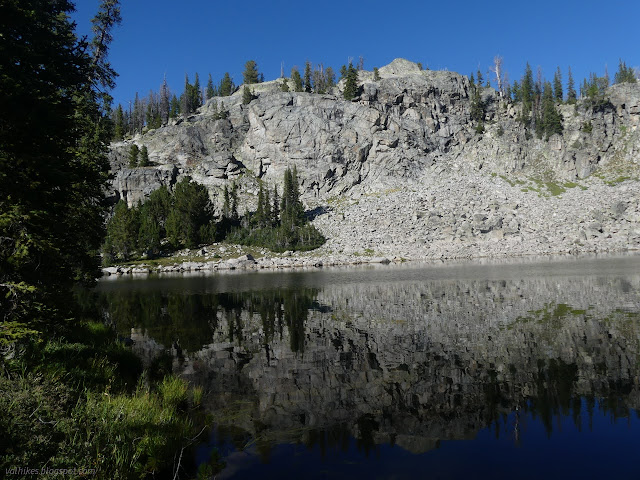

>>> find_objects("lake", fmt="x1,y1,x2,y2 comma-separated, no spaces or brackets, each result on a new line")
95,254,640,479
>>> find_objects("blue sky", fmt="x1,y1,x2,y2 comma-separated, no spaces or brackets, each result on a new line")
72,0,638,108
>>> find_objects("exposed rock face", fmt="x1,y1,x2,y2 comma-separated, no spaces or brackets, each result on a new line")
106,59,640,258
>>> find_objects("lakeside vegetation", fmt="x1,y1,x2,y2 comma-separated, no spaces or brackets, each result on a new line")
103,166,325,265
0,1,214,478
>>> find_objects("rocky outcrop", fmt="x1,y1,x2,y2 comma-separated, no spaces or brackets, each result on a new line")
106,59,640,257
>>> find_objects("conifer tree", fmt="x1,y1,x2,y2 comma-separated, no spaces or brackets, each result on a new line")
1,0,121,337
242,85,253,105
541,81,563,139
566,67,577,104
520,63,534,123
219,72,234,96
511,80,521,102
325,67,336,89
343,62,359,100
165,177,212,248
340,64,348,80
304,61,312,93
373,67,381,81
476,69,484,85
243,60,259,85
280,166,305,229
206,73,216,100
128,144,139,167
159,76,170,124
113,104,125,140
139,145,149,167
106,201,139,261
193,72,202,108
553,67,563,103
254,183,265,227
470,86,485,124
181,74,192,114
312,64,326,94
132,92,143,133
280,79,290,92
169,94,180,118
137,203,161,256
614,59,637,84
272,186,280,225
291,67,303,92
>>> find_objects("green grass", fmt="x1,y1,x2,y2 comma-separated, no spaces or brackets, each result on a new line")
1,322,207,479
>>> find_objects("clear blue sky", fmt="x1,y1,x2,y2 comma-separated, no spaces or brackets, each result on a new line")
72,0,638,108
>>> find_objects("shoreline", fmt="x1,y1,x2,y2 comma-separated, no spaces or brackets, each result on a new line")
100,244,640,277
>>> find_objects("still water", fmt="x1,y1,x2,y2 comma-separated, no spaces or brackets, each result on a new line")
95,255,640,479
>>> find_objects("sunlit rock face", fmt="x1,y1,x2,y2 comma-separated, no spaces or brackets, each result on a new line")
105,59,640,260
105,266,638,452
108,59,640,204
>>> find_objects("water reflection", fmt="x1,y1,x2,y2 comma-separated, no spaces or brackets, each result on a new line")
94,257,640,477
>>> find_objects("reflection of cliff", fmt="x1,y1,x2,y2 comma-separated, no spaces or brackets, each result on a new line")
98,271,640,453
185,275,640,452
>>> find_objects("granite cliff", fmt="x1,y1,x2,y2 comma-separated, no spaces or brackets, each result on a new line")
107,59,640,260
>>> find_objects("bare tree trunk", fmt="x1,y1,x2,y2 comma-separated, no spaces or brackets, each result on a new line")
491,55,504,97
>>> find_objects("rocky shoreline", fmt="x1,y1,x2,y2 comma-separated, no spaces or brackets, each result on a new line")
102,167,640,277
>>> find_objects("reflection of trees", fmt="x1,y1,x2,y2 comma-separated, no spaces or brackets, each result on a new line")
92,281,640,451
95,287,318,354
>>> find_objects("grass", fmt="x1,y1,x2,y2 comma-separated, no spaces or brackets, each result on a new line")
1,321,207,479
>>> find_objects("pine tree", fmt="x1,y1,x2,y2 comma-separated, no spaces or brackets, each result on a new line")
169,94,180,118
511,80,520,102
165,178,212,248
520,63,534,124
113,104,125,140
325,67,336,89
343,62,359,100
566,67,577,104
132,92,143,133
181,74,192,114
1,0,120,338
272,186,280,225
614,59,637,84
280,166,305,229
159,75,170,124
128,144,139,167
291,67,303,92
476,69,484,85
253,183,265,227
470,86,485,124
280,79,290,92
304,61,312,93
192,72,202,109
312,64,326,94
553,67,563,103
373,67,381,81
219,72,234,96
243,60,259,85
106,201,139,261
139,145,149,167
340,64,348,80
242,85,253,105
206,73,216,100
230,182,239,220
541,81,563,139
